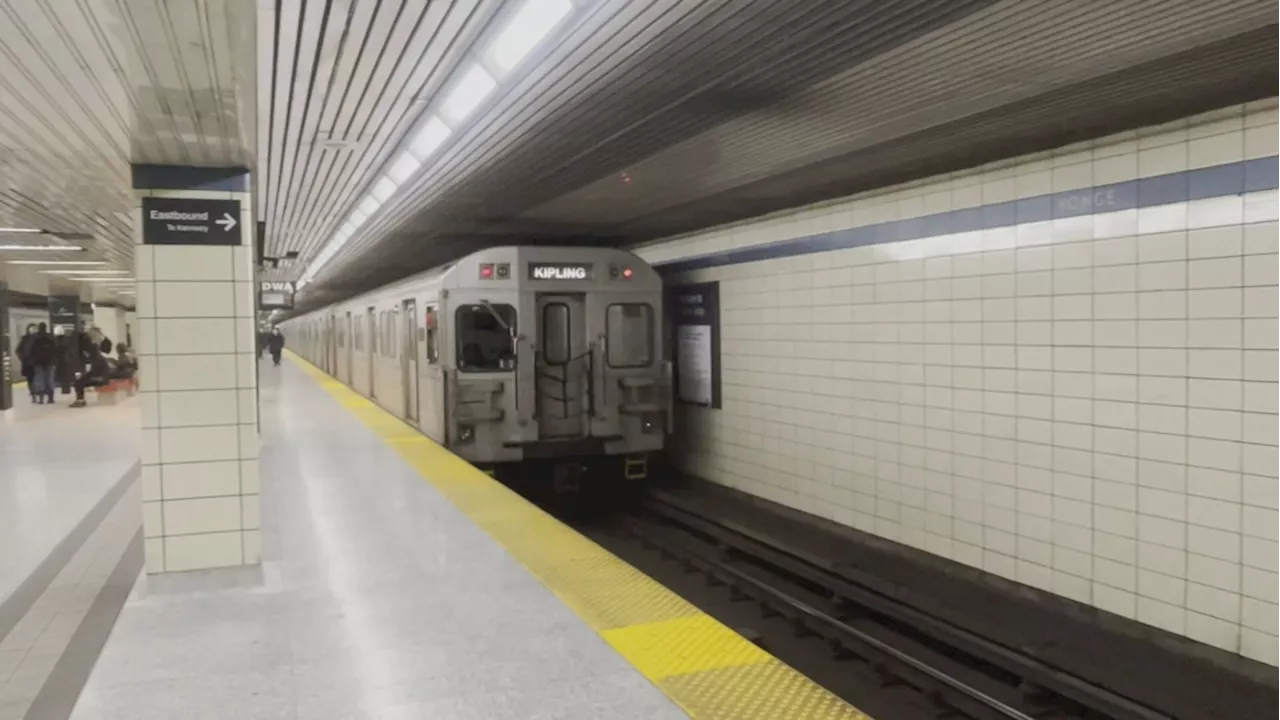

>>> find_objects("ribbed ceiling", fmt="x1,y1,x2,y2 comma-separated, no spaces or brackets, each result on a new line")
280,0,1277,314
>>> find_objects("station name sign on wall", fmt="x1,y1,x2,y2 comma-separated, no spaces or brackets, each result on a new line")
141,197,242,245
259,281,295,310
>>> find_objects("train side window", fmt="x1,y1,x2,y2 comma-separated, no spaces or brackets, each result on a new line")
425,307,439,364
606,303,654,368
456,304,516,372
542,303,570,365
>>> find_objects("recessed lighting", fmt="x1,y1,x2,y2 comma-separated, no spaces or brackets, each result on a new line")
6,260,107,266
40,269,129,275
0,245,84,251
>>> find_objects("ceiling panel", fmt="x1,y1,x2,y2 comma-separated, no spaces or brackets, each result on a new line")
0,0,256,304
279,0,1276,313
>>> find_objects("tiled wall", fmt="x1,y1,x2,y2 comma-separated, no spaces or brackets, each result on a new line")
634,99,1279,665
133,189,261,574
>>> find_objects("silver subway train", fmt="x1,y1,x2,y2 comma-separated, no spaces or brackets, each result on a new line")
285,246,670,486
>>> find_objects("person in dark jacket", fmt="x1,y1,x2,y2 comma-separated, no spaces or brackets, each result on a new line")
28,323,58,404
54,328,76,395
267,328,285,366
14,324,36,401
70,330,109,408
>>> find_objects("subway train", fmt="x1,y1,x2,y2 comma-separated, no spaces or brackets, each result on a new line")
285,246,670,489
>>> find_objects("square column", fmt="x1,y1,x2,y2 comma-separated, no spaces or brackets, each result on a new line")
132,165,259,574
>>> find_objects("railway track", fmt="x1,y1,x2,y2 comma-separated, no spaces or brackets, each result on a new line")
597,488,1176,720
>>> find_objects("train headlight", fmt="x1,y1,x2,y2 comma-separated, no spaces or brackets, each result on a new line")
642,415,660,434
458,424,475,443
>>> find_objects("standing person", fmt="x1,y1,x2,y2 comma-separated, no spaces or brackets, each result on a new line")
54,327,75,396
15,324,36,401
70,328,109,408
267,328,285,366
28,323,58,404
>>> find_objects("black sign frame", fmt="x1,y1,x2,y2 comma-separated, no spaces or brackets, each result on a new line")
259,281,295,311
527,262,594,281
667,281,722,410
142,197,242,246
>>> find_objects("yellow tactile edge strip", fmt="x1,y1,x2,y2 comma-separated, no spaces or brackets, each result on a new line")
289,352,870,720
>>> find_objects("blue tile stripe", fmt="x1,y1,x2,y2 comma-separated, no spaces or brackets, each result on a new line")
131,164,251,192
654,156,1278,274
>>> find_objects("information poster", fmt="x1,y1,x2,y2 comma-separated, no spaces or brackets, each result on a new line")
668,281,721,409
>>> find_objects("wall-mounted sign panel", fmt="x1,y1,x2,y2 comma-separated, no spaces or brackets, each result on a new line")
667,281,721,409
141,197,242,245
528,262,593,281
259,281,295,310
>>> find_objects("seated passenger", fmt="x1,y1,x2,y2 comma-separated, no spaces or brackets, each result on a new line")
109,343,137,380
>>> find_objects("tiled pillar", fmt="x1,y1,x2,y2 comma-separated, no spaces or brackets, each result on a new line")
132,165,260,574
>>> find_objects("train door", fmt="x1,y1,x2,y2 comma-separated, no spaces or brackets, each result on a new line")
332,312,343,371
419,304,444,443
402,300,420,422
344,312,353,384
366,307,376,398
535,294,589,439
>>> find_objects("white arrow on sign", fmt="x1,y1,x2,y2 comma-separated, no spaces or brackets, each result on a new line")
215,213,237,232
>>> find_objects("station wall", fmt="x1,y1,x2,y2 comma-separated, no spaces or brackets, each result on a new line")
633,99,1279,665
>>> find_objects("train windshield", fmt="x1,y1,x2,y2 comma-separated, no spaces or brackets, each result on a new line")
606,303,654,367
456,304,517,372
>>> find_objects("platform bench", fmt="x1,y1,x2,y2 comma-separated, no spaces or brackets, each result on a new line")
94,378,138,404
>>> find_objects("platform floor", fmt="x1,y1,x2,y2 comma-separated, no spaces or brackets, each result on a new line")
0,391,139,612
66,359,690,720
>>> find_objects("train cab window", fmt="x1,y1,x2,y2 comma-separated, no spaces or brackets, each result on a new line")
542,303,570,365
456,304,516,372
606,303,654,368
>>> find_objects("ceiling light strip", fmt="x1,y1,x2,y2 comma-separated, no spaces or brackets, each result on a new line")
298,0,578,289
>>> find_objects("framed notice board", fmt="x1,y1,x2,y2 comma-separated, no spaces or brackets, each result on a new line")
667,281,721,409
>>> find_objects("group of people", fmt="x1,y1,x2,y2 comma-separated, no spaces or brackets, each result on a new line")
14,323,137,408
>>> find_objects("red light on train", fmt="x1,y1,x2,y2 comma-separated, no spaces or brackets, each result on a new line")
622,267,633,279
480,264,494,279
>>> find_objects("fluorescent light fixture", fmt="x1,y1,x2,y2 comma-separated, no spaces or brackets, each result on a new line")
409,116,452,160
387,152,421,183
0,244,83,251
371,177,398,202
40,269,130,275
490,0,573,73
358,196,381,217
439,66,496,125
341,221,357,237
6,260,106,266
349,209,368,228
0,227,42,233
80,278,135,283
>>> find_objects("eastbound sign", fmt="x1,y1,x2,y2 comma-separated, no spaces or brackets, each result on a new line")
259,281,295,310
141,197,242,245
528,262,593,280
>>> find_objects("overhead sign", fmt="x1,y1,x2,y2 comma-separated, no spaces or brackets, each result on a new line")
528,262,593,281
259,281,295,310
141,197,242,245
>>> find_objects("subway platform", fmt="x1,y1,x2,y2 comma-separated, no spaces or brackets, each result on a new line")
0,359,861,720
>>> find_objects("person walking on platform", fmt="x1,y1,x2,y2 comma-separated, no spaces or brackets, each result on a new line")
14,324,36,402
28,323,58,404
267,327,285,366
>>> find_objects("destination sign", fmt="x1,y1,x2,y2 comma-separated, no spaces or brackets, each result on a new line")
141,197,242,245
528,262,593,281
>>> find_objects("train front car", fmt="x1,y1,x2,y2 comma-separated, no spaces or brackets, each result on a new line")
443,246,668,490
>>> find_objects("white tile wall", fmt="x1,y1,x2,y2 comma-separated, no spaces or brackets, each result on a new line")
635,100,1279,665
134,186,261,574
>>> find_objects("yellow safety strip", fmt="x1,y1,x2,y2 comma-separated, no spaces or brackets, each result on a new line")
288,352,870,720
